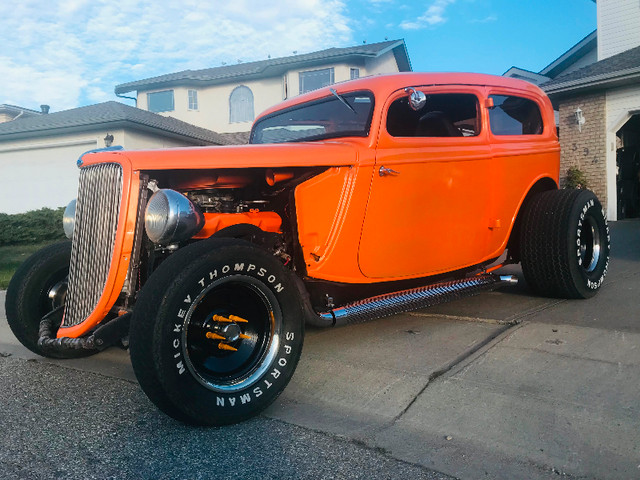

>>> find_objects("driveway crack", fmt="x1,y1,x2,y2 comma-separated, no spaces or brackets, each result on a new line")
390,321,518,424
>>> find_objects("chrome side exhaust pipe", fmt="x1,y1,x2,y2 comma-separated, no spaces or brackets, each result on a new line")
318,274,518,326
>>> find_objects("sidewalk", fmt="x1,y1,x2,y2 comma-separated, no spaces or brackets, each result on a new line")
1,220,638,479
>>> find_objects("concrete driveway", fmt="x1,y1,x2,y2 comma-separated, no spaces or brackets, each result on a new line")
1,220,638,479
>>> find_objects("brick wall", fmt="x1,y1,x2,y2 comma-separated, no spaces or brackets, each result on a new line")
558,92,608,205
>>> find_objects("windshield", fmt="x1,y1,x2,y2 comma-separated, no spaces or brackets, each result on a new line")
250,90,374,144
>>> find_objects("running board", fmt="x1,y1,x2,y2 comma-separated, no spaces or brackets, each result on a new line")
317,274,518,326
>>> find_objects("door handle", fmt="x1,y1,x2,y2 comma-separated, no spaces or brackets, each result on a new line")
379,166,400,177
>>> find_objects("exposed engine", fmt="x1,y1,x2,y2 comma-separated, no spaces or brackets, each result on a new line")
185,190,270,214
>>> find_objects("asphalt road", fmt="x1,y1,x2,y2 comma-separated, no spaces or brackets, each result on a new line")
0,356,452,480
1,220,638,479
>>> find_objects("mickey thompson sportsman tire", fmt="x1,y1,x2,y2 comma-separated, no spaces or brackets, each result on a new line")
520,189,610,299
129,238,304,426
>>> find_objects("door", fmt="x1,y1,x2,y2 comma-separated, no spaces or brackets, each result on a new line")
358,86,494,279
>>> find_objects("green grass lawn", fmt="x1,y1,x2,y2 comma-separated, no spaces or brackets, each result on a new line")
0,242,59,289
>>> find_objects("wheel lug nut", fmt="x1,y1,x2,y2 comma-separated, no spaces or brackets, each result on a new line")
218,342,237,352
205,332,225,341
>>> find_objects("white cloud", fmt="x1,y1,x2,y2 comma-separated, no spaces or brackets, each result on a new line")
400,0,455,30
470,14,498,24
0,0,353,112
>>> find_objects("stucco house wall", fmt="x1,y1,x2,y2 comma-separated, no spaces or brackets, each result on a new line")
0,127,215,214
364,50,400,76
0,100,228,214
136,49,402,134
138,75,284,134
0,133,100,214
121,40,409,134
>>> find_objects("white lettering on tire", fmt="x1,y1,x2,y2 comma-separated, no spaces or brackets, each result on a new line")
575,201,608,290
176,361,185,375
170,253,295,407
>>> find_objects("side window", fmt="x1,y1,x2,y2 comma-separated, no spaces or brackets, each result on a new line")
188,89,198,110
386,93,480,137
299,68,335,94
229,85,255,123
488,95,543,135
147,90,174,113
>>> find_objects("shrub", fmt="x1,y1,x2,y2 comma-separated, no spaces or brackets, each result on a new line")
565,166,589,189
0,207,66,246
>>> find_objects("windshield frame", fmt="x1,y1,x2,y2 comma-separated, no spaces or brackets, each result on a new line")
249,89,375,144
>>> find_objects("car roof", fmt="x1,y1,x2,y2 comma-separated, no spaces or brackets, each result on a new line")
256,72,546,121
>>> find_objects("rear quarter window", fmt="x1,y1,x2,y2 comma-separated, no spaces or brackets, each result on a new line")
488,95,543,135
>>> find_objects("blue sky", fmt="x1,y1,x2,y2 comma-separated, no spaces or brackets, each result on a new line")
1,0,596,112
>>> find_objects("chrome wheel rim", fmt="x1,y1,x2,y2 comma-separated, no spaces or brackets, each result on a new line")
182,275,280,393
579,215,601,273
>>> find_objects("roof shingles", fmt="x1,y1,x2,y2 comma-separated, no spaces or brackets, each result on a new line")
0,101,228,145
115,39,407,94
542,44,640,94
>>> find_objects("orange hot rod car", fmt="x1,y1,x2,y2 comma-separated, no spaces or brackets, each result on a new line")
6,73,610,425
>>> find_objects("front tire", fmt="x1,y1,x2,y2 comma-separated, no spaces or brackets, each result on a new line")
5,241,97,359
129,238,304,426
520,189,610,299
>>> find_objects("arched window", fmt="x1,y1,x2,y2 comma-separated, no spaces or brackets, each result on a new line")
229,86,254,123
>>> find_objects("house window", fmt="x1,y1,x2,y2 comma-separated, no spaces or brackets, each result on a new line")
299,67,335,94
188,90,198,110
147,90,174,113
488,95,543,135
229,85,254,123
350,68,360,80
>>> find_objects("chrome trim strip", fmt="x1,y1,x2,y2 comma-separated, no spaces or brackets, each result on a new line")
319,274,517,324
124,175,149,304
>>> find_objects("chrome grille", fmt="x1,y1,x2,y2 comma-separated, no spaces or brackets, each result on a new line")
63,163,123,327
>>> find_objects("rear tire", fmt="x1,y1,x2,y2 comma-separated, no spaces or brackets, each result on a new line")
520,189,610,299
129,238,304,426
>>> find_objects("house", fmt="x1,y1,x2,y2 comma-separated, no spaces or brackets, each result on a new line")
541,0,640,221
0,104,44,123
1,39,411,214
0,102,227,214
503,30,597,86
114,39,411,135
